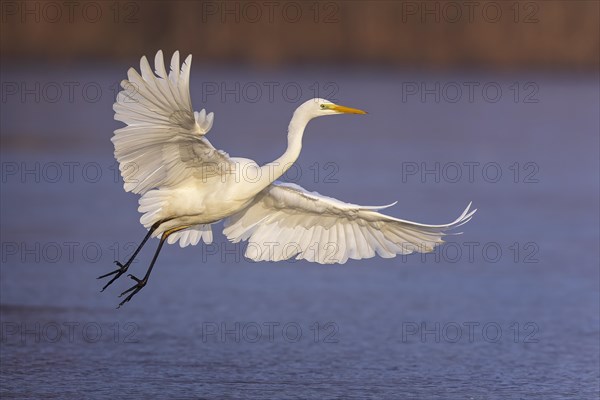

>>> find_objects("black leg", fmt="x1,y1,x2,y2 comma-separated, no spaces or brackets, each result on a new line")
117,232,168,308
97,222,160,291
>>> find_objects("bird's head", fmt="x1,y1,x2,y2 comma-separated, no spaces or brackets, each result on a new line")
298,98,367,120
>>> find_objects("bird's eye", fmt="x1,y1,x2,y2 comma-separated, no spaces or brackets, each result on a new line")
320,104,326,109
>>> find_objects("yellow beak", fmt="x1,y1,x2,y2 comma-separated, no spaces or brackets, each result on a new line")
328,104,368,115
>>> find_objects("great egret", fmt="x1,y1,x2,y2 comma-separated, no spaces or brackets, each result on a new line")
98,50,476,307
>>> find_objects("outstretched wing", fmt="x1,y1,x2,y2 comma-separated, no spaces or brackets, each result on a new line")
223,182,476,264
112,50,232,195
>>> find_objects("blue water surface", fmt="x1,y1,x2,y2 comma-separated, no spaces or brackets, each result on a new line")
1,66,598,399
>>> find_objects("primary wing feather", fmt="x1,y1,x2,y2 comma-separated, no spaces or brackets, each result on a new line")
224,182,476,264
112,50,229,195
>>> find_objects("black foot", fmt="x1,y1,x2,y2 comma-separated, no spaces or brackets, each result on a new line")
117,274,147,308
97,261,131,292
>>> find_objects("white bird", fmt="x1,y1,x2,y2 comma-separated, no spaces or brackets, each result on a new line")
98,50,476,307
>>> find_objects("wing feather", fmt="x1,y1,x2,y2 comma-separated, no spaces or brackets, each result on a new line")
113,50,231,196
167,224,213,247
224,181,476,264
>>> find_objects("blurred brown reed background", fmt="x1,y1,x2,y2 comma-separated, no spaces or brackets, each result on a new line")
1,0,598,70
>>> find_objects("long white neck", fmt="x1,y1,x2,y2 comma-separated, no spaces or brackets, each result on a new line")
254,109,310,192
